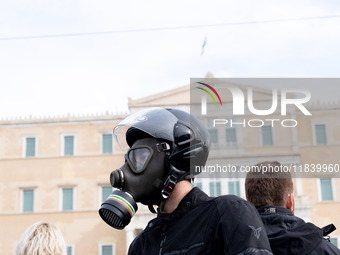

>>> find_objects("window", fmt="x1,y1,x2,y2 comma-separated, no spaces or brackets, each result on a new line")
209,180,221,197
64,135,74,156
102,134,113,154
67,245,74,255
261,126,273,146
319,178,333,201
208,129,218,146
226,128,237,147
315,124,327,145
100,244,115,255
228,180,240,196
23,189,34,212
25,137,36,157
191,179,202,190
62,188,74,211
330,237,338,248
101,187,112,203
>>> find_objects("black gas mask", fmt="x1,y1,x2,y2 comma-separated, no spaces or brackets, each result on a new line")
99,107,210,230
99,137,170,229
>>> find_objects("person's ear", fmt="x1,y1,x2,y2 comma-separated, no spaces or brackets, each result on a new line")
285,193,295,213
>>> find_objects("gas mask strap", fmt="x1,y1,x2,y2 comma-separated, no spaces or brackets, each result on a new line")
156,142,171,152
148,204,157,214
161,165,187,199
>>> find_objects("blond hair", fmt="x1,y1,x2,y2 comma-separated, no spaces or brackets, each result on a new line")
16,221,66,255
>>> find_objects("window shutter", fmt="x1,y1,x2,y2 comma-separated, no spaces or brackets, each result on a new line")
67,246,73,255
102,134,113,154
261,126,273,146
208,129,218,145
23,190,34,212
226,128,237,146
64,136,74,156
315,124,327,144
102,187,112,203
320,178,333,201
228,181,240,196
26,138,36,157
330,238,338,248
209,181,221,197
102,245,113,255
63,188,73,211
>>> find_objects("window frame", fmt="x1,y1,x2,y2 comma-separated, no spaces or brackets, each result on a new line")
261,125,274,146
22,188,35,213
191,178,202,190
225,127,237,147
99,243,116,255
99,186,113,206
61,133,76,156
22,135,37,158
101,132,113,154
207,128,218,147
313,123,328,145
209,179,221,197
60,187,75,211
330,236,339,248
66,245,75,255
228,179,241,196
317,178,334,201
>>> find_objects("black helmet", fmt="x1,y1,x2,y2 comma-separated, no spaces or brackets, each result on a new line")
114,107,210,179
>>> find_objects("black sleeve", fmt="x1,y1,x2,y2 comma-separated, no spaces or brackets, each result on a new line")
214,196,273,255
316,239,340,255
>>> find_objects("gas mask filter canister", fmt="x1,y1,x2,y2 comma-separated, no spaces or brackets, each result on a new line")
99,138,169,229
99,190,137,230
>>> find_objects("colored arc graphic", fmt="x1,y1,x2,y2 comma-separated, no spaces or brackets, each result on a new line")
196,82,223,106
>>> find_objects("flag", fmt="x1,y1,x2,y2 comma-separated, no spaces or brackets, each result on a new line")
201,35,207,56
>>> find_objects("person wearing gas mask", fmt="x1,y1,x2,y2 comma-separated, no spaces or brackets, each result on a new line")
99,107,273,255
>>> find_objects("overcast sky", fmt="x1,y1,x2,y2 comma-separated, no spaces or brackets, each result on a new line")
1,0,340,119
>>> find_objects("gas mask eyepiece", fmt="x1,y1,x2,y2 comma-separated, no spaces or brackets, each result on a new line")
126,145,153,173
99,190,137,230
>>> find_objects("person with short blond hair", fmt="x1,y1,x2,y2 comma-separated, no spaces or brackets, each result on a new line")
16,221,66,255
245,161,340,255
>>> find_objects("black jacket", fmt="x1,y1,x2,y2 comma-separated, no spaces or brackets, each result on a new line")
257,206,340,255
128,188,273,255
